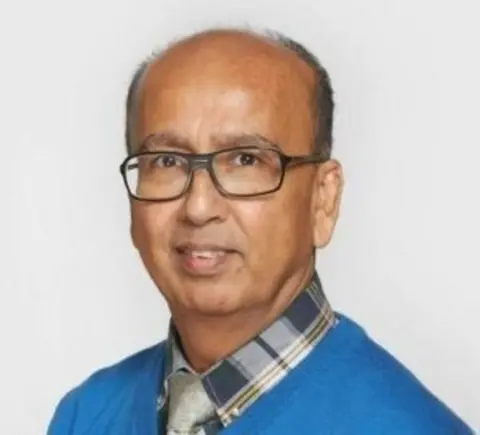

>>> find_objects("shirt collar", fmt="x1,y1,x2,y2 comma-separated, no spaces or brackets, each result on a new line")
160,271,336,426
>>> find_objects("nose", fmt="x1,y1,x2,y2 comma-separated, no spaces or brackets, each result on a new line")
180,165,228,226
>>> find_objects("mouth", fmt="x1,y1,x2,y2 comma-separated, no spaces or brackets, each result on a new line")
174,245,237,277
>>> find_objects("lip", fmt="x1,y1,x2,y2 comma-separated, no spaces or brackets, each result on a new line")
174,243,237,277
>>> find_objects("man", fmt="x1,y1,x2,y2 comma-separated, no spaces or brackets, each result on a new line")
48,28,473,434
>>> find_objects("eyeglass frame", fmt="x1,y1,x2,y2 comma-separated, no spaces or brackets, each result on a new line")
119,144,328,202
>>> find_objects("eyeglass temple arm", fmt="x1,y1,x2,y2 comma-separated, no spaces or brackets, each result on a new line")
287,153,328,166
120,162,139,173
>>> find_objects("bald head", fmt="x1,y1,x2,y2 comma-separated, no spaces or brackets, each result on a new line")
125,28,334,158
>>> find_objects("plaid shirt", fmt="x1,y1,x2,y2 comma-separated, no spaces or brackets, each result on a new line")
157,272,336,434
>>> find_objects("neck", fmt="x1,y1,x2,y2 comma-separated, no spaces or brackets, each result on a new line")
171,262,315,373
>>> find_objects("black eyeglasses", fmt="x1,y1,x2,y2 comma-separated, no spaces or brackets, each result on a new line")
119,146,327,202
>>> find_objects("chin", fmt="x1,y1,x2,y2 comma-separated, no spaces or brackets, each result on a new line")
187,302,240,317
179,281,248,316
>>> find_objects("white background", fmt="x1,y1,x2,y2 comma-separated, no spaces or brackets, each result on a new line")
0,0,479,433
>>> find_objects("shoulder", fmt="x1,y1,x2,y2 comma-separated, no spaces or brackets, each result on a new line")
47,342,166,435
329,315,474,434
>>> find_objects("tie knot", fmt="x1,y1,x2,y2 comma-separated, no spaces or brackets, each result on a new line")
167,372,215,434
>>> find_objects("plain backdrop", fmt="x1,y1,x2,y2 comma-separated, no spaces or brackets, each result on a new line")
0,0,478,433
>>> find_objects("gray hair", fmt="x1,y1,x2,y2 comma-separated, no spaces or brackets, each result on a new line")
124,28,334,158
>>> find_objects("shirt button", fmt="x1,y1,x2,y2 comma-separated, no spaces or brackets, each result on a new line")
231,408,240,418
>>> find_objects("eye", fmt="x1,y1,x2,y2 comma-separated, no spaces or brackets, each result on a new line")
153,154,182,168
233,152,259,166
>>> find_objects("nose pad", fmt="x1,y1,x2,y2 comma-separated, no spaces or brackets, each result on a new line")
187,158,218,194
190,158,210,172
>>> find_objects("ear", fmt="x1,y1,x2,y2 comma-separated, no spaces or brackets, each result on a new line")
311,159,344,249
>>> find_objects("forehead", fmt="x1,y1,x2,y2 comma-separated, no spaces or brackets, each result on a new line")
134,33,315,153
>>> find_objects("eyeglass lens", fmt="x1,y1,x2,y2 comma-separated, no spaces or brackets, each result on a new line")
124,147,283,200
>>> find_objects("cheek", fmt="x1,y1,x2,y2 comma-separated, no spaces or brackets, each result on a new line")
232,191,313,263
131,203,176,253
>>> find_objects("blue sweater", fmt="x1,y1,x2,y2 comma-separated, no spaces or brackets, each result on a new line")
47,314,473,434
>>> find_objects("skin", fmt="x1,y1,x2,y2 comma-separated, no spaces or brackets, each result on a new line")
130,30,344,372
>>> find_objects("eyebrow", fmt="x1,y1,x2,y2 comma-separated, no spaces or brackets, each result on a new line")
138,132,190,152
137,131,281,152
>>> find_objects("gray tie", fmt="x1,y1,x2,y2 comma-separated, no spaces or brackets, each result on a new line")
166,372,215,435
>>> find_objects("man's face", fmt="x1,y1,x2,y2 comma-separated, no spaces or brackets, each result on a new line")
130,34,338,316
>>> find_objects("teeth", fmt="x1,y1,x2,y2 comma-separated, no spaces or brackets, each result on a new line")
189,250,225,259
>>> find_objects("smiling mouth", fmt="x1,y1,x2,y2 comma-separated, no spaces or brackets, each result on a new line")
178,249,227,258
174,246,236,276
